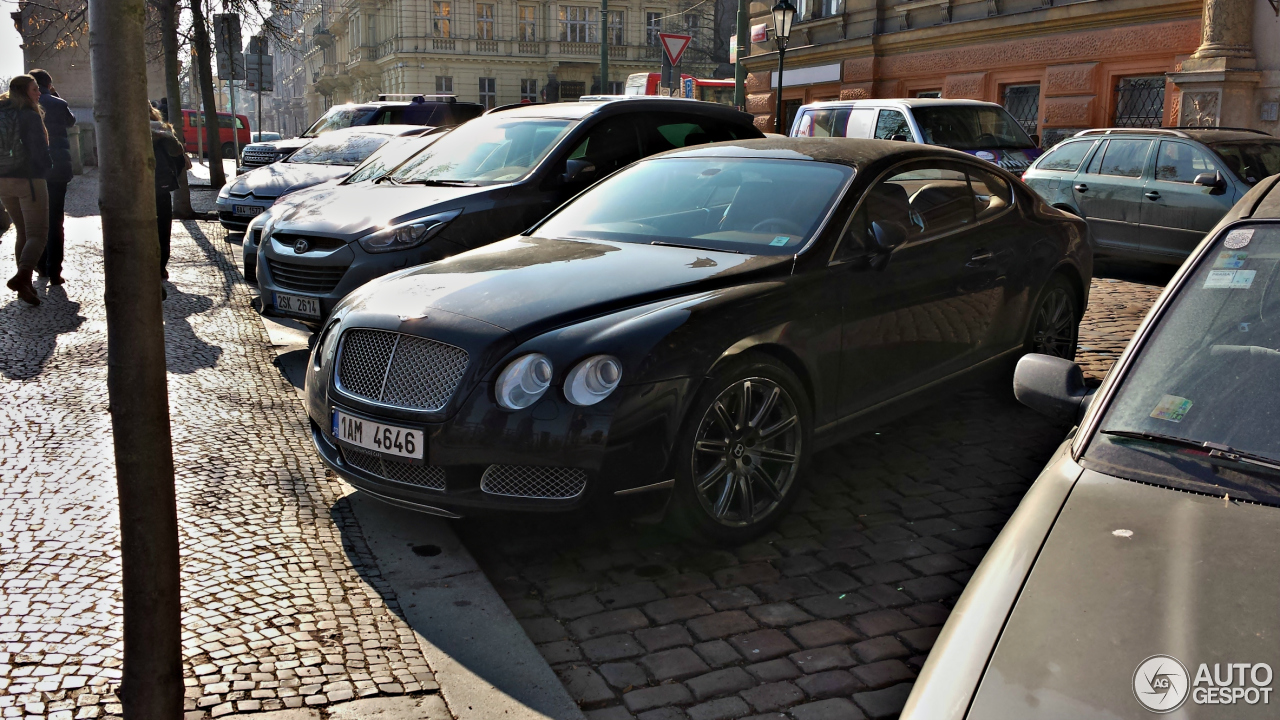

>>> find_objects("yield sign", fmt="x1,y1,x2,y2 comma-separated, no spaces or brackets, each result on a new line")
658,33,692,66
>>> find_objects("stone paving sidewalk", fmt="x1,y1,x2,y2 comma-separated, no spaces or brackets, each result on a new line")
460,275,1164,720
0,176,447,719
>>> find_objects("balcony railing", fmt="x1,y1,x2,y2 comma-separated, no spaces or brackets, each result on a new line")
475,39,499,53
517,41,544,54
349,36,688,63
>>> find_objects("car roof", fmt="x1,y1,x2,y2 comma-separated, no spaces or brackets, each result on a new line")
486,97,757,124
651,137,991,168
800,98,1003,110
312,124,435,139
1071,127,1277,144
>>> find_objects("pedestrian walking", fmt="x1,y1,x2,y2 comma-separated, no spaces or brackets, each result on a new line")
151,105,187,289
31,69,76,286
0,75,53,307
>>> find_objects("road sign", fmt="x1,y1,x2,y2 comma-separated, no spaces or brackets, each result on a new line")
658,33,692,66
245,53,274,92
214,14,245,80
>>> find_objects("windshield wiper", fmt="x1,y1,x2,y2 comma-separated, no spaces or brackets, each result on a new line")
1102,429,1280,472
650,240,743,254
400,179,479,187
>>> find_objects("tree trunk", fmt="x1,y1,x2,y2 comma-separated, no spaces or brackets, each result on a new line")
190,0,225,188
88,0,182,715
157,0,194,217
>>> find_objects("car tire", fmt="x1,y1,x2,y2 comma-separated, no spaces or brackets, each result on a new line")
243,247,257,284
1025,274,1080,360
669,354,811,544
221,142,237,161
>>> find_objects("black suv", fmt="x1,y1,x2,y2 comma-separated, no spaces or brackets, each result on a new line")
1024,127,1280,263
240,94,484,171
256,97,764,328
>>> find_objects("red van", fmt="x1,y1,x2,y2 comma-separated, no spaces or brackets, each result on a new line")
179,109,252,158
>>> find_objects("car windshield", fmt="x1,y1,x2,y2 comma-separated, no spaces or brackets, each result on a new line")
344,133,446,183
532,157,852,255
286,132,391,166
1210,141,1280,185
1085,222,1280,505
302,106,378,138
910,106,1037,150
388,117,575,185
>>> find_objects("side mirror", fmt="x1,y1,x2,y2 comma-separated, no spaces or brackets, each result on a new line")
1013,353,1095,425
1193,171,1225,189
870,220,906,253
1029,133,1041,148
562,158,598,185
889,133,909,142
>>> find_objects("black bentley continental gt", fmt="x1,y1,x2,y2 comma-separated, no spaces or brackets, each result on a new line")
305,138,1091,541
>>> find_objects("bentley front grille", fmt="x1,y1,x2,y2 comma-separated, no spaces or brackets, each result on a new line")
335,329,469,412
481,465,588,499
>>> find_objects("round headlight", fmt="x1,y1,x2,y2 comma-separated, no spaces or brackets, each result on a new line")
564,355,622,406
495,353,554,411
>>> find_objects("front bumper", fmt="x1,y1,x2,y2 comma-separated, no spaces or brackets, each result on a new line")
215,195,273,229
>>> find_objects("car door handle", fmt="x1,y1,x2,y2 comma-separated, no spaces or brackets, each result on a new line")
967,250,994,267
1145,191,1161,200
1074,183,1088,193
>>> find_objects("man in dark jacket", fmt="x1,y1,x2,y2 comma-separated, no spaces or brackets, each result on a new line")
30,69,75,284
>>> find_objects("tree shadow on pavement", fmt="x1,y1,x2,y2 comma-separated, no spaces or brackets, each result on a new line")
0,285,85,380
162,282,222,373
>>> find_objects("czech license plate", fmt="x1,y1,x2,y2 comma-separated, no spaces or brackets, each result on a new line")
332,409,424,463
234,204,264,217
273,292,321,319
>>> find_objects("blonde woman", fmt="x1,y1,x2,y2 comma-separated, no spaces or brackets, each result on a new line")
0,75,52,306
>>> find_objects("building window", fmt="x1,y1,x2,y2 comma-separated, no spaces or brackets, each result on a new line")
560,80,586,100
684,13,698,33
560,6,597,42
1002,83,1040,136
518,5,536,41
479,77,496,108
521,79,538,102
608,10,624,45
646,11,662,45
432,1,452,37
476,3,494,39
915,90,941,98
608,80,624,94
1114,76,1166,128
436,76,453,94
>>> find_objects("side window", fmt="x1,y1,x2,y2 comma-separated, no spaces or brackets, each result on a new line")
966,166,1013,220
842,160,975,256
378,109,401,124
639,114,746,154
873,110,913,141
845,108,875,138
565,117,643,176
1084,139,1108,174
1037,140,1095,172
1096,139,1152,178
1154,141,1217,183
797,108,851,138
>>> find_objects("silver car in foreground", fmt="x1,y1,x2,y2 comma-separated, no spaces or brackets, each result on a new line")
904,175,1280,719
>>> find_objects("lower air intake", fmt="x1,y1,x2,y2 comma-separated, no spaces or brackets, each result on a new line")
480,465,588,499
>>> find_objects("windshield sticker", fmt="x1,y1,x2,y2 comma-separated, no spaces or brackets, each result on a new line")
1204,269,1257,289
770,236,790,247
1214,251,1248,269
1224,228,1254,249
1151,394,1193,422
1241,322,1252,332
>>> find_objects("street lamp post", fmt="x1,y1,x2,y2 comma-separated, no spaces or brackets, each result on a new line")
772,0,796,135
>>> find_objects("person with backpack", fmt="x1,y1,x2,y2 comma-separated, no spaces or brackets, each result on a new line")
151,105,187,286
0,75,53,306
30,69,76,286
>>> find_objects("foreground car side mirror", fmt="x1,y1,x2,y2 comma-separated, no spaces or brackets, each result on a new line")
867,220,907,270
1193,171,1226,191
1029,133,1041,148
562,158,598,185
1013,353,1095,424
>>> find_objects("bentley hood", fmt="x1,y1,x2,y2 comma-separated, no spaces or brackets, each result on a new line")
342,235,792,332
229,162,351,200
969,470,1280,719
270,183,485,240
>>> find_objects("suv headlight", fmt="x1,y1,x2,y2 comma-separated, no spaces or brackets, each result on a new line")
495,353,553,411
357,209,461,254
564,355,622,406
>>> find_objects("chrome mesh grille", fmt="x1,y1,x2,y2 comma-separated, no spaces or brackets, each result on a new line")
481,465,588,499
242,147,280,167
336,329,469,411
342,447,445,490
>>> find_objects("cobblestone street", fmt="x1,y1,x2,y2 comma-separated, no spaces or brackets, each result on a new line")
460,271,1166,720
0,176,445,720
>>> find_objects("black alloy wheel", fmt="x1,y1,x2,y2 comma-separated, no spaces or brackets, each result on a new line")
221,142,237,161
1028,275,1079,359
671,355,810,543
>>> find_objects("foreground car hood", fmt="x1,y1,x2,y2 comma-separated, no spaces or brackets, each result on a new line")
271,183,483,239
970,470,1280,719
231,163,351,199
346,235,790,332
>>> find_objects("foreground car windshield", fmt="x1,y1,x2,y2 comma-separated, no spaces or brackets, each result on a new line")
286,133,391,166
1210,141,1280,184
344,133,445,183
532,158,851,255
1086,223,1280,503
389,117,575,185
302,106,377,138
910,106,1036,150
